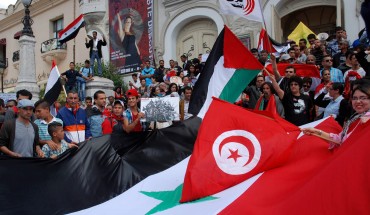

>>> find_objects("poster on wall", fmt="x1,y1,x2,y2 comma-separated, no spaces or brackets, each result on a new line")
141,97,180,122
109,0,154,74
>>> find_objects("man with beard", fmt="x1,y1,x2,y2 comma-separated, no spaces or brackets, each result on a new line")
153,59,166,82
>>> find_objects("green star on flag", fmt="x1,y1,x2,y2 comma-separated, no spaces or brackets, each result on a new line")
140,184,217,215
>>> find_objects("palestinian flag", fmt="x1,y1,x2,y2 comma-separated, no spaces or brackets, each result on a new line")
71,117,370,215
257,28,290,55
43,60,62,105
58,14,85,44
189,25,264,118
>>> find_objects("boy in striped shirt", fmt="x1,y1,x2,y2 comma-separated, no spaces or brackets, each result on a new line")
33,99,64,156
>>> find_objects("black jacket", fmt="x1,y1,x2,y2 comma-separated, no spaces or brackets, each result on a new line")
85,38,107,58
0,119,39,157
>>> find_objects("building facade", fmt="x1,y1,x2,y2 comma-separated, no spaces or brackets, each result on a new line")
0,0,366,92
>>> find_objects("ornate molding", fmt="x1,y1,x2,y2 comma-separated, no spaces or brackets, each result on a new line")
41,49,67,63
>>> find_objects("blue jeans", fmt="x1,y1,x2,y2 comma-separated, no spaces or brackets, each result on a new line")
77,81,86,101
90,50,102,76
65,84,76,92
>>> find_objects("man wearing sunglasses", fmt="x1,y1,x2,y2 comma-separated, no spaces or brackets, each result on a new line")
0,99,42,158
321,55,344,83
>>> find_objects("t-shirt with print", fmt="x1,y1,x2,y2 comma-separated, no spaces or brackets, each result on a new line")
282,92,312,126
42,140,69,158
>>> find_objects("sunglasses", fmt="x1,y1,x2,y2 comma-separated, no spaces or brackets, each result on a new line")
325,59,333,62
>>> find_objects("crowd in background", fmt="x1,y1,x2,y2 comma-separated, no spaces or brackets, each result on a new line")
0,25,369,159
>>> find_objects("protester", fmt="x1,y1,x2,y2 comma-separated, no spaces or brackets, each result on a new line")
321,55,344,83
85,31,107,77
166,83,180,97
269,74,313,126
4,89,32,121
102,101,124,134
88,90,107,138
61,62,92,91
123,89,146,133
0,99,42,158
33,99,64,151
314,83,347,125
141,60,155,87
129,73,141,90
179,86,193,120
42,122,78,159
243,75,264,109
77,60,93,102
254,82,284,117
57,91,92,144
114,87,124,101
302,81,370,149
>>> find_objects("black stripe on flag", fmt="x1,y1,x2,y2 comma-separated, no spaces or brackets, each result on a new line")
0,117,201,214
188,28,224,116
43,78,62,105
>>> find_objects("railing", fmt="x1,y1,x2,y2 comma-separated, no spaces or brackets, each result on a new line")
41,38,67,53
12,50,19,62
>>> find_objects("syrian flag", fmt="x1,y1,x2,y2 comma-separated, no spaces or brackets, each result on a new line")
189,25,264,118
58,14,85,44
71,117,370,215
43,60,62,105
219,0,264,23
0,118,201,214
258,28,290,55
181,98,300,202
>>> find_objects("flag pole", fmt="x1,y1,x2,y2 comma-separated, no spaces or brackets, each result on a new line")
53,58,67,97
258,0,274,56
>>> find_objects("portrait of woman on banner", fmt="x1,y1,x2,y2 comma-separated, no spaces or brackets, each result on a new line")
117,13,142,70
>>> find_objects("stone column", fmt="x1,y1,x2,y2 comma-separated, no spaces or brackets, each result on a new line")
15,35,40,101
86,76,114,100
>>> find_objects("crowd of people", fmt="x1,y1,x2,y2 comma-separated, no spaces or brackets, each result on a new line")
0,25,369,159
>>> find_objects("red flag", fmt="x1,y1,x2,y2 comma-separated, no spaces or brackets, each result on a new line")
254,94,277,114
265,63,321,78
220,117,370,215
180,98,300,202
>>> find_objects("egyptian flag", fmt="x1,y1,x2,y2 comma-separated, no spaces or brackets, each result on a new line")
189,25,264,118
181,98,300,202
58,14,85,44
258,28,290,55
43,60,62,105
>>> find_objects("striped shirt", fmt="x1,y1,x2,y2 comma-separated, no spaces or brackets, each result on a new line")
34,117,63,141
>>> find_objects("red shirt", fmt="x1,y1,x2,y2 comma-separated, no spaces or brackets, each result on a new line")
132,113,142,132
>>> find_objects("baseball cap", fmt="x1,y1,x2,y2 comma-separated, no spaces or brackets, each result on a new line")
113,100,124,107
126,89,139,97
280,54,291,61
17,99,34,108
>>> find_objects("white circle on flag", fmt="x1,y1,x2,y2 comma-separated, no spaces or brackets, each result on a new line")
212,130,261,175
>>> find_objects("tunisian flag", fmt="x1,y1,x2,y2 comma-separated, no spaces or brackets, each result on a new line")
181,98,300,202
221,116,370,214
